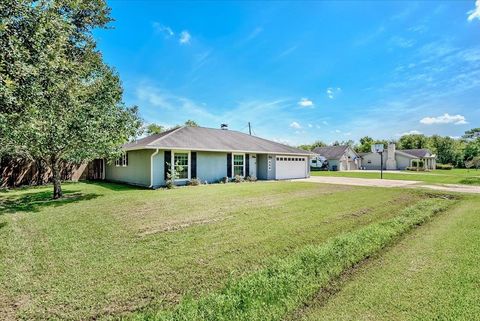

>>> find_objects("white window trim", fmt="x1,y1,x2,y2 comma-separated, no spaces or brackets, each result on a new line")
171,150,191,181
115,153,128,167
232,153,245,177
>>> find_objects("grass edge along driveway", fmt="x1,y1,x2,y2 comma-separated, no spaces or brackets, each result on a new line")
126,195,456,321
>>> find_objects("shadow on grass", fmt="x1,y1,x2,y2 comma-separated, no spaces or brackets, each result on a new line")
0,190,100,215
459,177,480,185
83,180,149,191
0,221,6,229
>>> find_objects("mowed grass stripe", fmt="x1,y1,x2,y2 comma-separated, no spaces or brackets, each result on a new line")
127,196,455,321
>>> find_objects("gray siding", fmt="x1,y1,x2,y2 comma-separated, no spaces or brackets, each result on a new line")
396,154,412,170
361,152,386,170
197,151,228,183
151,150,164,187
328,160,340,171
257,154,268,180
105,149,153,187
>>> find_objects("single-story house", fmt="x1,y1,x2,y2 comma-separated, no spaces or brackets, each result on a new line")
311,145,361,171
360,143,436,170
103,126,313,188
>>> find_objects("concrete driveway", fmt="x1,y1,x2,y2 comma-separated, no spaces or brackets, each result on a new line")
298,176,480,194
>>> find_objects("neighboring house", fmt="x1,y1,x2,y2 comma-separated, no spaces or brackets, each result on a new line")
104,126,313,188
360,143,436,170
312,145,361,171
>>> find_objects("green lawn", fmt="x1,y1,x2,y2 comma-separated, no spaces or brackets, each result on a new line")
311,168,480,185
294,194,480,321
0,181,437,320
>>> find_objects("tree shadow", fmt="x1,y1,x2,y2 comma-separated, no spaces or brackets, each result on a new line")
0,190,100,215
83,180,149,191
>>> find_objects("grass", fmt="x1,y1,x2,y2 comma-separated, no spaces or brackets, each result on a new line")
0,181,436,320
294,194,480,321
311,168,480,185
128,196,454,321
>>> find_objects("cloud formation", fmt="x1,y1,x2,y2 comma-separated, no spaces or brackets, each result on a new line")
420,113,467,125
152,23,174,38
298,98,314,107
467,0,480,21
179,31,191,44
326,87,341,99
290,121,301,129
397,130,422,136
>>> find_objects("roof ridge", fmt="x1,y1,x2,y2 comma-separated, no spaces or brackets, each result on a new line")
146,126,185,146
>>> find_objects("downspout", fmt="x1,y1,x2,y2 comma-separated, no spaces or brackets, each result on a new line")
150,149,159,188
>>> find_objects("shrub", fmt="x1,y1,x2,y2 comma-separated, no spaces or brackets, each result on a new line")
436,163,453,170
406,166,426,172
234,175,244,183
220,176,229,184
165,180,175,189
246,175,257,182
187,178,201,186
411,160,424,168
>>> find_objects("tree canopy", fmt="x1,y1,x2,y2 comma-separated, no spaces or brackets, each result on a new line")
0,0,141,198
145,123,165,135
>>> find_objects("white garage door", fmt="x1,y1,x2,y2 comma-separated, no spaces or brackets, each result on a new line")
275,156,308,179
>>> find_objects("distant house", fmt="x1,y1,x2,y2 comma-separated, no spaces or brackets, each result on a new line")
312,145,361,171
360,143,436,170
104,126,313,188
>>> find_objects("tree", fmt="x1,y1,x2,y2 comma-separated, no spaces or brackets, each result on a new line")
463,128,480,140
145,123,164,135
0,0,141,198
297,140,326,151
184,119,198,127
357,136,374,153
464,138,480,162
398,134,429,149
465,156,480,170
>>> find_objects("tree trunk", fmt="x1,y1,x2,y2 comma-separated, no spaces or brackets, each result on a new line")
51,157,63,199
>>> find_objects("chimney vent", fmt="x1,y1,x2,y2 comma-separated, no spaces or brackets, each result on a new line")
221,123,228,130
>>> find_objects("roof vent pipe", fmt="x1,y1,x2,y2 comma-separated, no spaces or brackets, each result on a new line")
221,123,228,130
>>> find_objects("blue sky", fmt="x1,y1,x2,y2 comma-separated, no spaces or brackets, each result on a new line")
95,1,480,145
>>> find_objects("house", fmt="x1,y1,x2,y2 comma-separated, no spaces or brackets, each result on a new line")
312,145,361,171
359,143,436,170
104,126,313,188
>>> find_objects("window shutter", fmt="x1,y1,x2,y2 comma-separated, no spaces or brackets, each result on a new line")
164,150,171,180
227,153,232,177
245,154,250,177
191,152,197,178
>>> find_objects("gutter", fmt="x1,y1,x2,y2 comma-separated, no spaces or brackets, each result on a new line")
149,148,159,188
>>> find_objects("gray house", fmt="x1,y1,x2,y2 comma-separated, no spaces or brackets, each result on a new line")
312,145,361,171
104,126,312,188
360,143,436,170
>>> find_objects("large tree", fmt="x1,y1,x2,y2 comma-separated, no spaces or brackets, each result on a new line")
398,134,429,149
0,0,141,198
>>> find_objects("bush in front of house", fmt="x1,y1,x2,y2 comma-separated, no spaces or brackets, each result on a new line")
246,175,257,182
436,163,454,170
165,180,175,189
411,160,424,168
406,166,427,172
187,178,201,186
234,175,245,183
220,176,229,184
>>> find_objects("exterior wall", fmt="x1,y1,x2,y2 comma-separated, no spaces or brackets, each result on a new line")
360,152,386,170
105,149,152,187
395,153,412,170
197,151,228,183
267,154,276,180
249,154,257,177
327,159,340,171
151,150,164,188
257,154,268,180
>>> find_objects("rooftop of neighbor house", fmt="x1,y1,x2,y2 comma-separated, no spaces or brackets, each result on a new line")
123,126,314,155
312,145,352,160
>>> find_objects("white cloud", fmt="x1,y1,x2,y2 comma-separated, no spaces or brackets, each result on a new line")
420,113,467,125
179,30,191,44
326,87,341,99
298,98,314,107
308,124,313,128
389,36,415,48
335,129,341,133
397,130,422,136
153,22,174,37
322,120,329,125
467,0,480,21
290,121,301,129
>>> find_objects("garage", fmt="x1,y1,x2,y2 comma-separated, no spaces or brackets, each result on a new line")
275,155,308,179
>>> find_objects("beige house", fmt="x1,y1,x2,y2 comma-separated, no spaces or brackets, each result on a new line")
312,145,361,171
360,143,436,170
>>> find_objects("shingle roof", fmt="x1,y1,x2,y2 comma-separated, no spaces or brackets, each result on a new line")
124,126,312,155
399,149,431,158
312,145,349,160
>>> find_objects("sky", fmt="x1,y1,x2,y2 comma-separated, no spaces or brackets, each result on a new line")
94,1,480,145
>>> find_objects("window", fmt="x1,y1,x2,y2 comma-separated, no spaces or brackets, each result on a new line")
173,152,189,179
233,154,245,176
115,153,128,167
